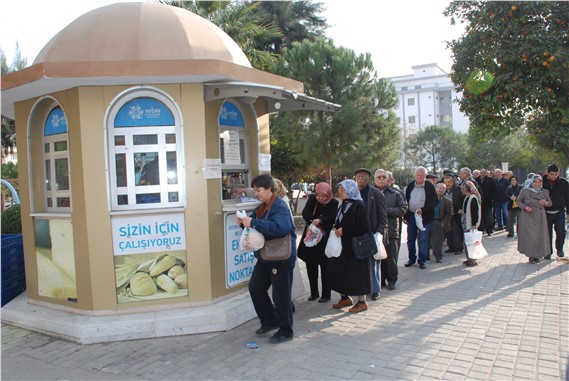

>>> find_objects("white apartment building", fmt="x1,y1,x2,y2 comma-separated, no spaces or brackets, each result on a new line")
388,63,469,138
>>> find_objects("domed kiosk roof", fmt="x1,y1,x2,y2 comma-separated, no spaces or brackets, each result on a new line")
33,2,251,67
1,2,340,118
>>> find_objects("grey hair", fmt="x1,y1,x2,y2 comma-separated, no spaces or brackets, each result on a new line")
415,166,427,174
460,167,472,176
374,168,386,177
436,183,446,191
386,171,394,180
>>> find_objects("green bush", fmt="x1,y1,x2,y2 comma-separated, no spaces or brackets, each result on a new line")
1,204,22,234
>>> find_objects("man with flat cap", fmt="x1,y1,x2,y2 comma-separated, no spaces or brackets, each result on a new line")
354,168,387,301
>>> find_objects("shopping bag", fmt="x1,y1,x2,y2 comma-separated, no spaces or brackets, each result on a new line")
304,223,324,247
373,232,388,260
464,230,488,260
415,211,426,231
239,227,265,251
325,231,342,258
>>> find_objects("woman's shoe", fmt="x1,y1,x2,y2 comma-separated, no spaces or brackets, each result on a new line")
348,301,368,313
332,297,353,309
465,261,478,267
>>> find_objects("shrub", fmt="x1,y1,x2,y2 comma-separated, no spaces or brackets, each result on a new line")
1,204,22,234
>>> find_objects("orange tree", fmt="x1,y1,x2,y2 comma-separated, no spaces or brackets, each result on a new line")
444,1,569,163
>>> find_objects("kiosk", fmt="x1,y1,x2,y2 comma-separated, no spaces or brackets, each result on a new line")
1,2,339,343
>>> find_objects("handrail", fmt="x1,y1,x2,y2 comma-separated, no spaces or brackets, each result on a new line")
1,179,20,204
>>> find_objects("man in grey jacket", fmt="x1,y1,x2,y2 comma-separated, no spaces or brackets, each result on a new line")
374,169,407,290
355,168,387,300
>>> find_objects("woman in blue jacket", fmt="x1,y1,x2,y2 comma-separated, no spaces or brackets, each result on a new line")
236,174,297,344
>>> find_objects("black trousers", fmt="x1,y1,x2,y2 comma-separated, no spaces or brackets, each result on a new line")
546,211,567,254
306,260,331,299
481,205,494,234
448,214,464,251
249,259,294,336
381,237,399,285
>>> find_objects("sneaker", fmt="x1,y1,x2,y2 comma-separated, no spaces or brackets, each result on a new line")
268,332,293,344
348,301,368,313
557,250,565,258
371,293,380,301
332,297,353,309
255,324,279,335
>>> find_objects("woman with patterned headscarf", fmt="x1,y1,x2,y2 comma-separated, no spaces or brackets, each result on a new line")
297,182,339,303
516,174,552,263
326,179,372,313
460,180,482,267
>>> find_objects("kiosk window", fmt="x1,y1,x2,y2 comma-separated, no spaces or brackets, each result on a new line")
43,106,71,211
107,91,185,211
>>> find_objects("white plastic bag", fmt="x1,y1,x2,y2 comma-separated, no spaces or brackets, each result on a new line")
464,230,487,260
239,227,265,251
304,223,323,247
373,232,388,260
324,231,342,258
415,211,426,231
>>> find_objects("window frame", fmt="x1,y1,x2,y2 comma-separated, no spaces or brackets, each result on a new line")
106,87,185,212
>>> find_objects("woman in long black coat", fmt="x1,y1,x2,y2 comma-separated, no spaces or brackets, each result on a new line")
297,182,339,303
327,179,372,313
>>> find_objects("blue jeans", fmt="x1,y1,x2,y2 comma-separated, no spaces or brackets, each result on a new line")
494,201,509,229
371,258,381,294
407,215,431,265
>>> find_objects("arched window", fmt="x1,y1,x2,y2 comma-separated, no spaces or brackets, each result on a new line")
44,106,71,211
107,88,185,211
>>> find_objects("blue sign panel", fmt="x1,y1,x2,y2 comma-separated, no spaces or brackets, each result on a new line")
114,98,174,127
44,108,68,136
219,101,245,128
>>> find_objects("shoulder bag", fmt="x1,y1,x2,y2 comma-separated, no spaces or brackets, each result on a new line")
352,231,378,260
258,204,292,261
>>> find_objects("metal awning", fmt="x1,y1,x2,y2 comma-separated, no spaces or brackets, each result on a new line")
204,82,341,113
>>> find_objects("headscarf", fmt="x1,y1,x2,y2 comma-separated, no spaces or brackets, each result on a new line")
528,174,543,193
315,182,333,205
273,178,288,198
463,180,481,204
339,179,363,201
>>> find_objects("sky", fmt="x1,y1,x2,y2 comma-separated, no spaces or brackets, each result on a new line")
0,0,464,79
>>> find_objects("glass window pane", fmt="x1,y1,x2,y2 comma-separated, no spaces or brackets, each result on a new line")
166,134,176,144
168,192,179,202
54,158,70,190
117,195,128,205
133,135,158,145
136,193,161,204
54,141,67,152
115,135,125,146
47,198,53,207
57,198,71,208
135,152,159,185
115,153,127,187
45,160,51,191
44,143,50,153
167,151,177,184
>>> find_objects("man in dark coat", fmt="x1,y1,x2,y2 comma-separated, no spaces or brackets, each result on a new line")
494,169,510,230
404,166,438,269
443,174,465,254
476,168,496,236
543,164,569,258
354,168,387,300
374,168,407,290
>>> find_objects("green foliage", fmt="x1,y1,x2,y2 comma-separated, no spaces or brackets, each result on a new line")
1,162,18,179
271,38,400,184
404,125,467,173
444,1,569,162
1,204,21,234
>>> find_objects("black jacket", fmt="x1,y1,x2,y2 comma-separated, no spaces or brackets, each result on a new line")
543,177,569,213
381,187,407,238
495,177,510,203
362,185,388,236
404,180,438,224
477,176,496,208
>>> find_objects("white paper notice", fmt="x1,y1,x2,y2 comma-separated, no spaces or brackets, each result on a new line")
203,158,221,179
258,153,271,172
224,130,242,165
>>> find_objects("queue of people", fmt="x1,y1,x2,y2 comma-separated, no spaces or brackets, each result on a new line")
238,164,567,343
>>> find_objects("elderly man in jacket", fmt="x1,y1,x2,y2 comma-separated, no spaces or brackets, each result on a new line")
355,168,387,300
374,168,407,290
404,166,438,269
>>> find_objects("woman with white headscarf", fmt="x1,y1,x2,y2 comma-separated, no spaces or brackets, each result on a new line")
516,174,552,263
326,179,372,313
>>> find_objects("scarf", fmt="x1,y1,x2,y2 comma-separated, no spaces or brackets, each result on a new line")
339,179,363,201
527,174,543,193
315,182,333,205
256,192,277,219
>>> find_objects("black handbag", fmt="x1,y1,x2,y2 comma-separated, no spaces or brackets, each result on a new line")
352,231,378,259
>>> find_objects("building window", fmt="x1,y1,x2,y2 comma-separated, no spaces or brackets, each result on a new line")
401,86,408,91
107,88,185,211
44,107,71,211
415,85,422,89
408,116,416,124
407,98,415,106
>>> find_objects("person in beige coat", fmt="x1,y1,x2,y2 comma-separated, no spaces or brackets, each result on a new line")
516,175,552,264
